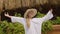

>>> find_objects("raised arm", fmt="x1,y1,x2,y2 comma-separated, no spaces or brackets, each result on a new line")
41,9,54,22
4,12,12,18
4,13,25,25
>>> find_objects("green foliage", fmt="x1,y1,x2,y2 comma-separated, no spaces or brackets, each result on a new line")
15,13,21,17
42,20,52,34
0,21,25,34
36,12,60,34
36,12,45,18
0,12,60,34
51,17,60,25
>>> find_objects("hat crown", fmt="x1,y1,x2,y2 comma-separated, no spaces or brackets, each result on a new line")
24,9,37,18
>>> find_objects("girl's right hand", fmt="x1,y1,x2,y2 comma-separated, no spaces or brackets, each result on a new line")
4,12,9,17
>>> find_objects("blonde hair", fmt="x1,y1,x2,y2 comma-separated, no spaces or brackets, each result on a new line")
24,9,37,18
24,9,37,28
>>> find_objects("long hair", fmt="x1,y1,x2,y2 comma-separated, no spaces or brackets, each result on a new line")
24,9,37,28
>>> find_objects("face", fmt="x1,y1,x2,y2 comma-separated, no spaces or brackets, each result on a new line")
27,11,35,18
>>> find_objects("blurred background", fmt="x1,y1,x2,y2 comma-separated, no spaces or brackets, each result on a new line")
0,0,60,21
0,0,60,34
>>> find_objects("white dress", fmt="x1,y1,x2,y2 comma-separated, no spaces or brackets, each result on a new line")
11,11,53,34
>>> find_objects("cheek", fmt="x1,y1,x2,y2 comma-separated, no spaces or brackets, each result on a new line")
28,14,32,17
28,14,31,16
28,12,34,17
27,13,31,17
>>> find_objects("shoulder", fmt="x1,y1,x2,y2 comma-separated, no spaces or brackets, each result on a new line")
13,17,25,20
31,18,43,24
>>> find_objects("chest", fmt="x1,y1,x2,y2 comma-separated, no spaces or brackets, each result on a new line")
24,21,42,34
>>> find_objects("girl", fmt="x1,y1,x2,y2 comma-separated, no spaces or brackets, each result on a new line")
5,9,53,34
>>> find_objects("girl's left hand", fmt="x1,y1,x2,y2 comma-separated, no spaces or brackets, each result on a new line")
49,9,53,12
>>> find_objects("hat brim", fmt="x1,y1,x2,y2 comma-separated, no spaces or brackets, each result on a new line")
24,9,37,18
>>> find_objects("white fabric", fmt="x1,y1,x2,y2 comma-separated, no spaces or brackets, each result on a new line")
11,11,53,34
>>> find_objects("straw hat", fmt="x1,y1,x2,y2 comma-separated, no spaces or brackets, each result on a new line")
24,9,37,18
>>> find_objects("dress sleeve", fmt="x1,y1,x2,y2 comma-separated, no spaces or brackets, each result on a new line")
11,16,25,25
41,10,53,22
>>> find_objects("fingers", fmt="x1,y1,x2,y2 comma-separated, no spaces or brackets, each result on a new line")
7,12,9,14
4,13,7,16
4,12,6,16
49,9,53,12
4,12,9,16
51,9,53,11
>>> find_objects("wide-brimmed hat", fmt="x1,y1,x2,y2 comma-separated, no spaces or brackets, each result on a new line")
24,9,37,18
